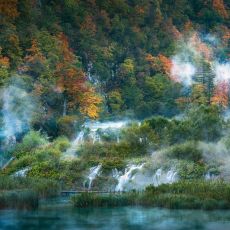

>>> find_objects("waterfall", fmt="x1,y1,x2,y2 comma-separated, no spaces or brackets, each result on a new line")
115,164,145,192
13,167,31,177
62,120,129,160
62,131,84,160
114,165,178,192
84,164,102,190
152,168,177,186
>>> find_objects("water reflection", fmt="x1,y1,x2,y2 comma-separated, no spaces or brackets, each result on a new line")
1,205,230,230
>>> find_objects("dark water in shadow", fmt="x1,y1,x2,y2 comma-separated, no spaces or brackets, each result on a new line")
1,199,230,230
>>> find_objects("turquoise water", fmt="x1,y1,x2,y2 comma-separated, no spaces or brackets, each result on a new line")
1,200,230,230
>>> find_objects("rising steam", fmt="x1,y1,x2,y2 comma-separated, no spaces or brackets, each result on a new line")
170,32,230,88
0,77,36,146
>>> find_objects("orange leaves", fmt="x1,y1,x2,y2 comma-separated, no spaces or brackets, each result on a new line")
145,53,172,74
0,0,19,19
213,0,228,19
135,5,145,15
56,33,75,64
158,54,173,76
0,56,10,68
55,33,102,118
190,33,212,60
145,54,155,64
79,89,102,119
211,81,229,107
145,53,174,78
25,39,45,65
0,49,10,68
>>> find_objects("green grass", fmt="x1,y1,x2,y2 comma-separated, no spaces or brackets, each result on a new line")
0,176,60,198
72,192,137,208
72,180,230,210
0,190,39,210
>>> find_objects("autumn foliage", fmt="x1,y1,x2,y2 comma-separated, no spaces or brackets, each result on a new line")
211,81,229,107
55,33,101,118
158,54,173,76
0,0,19,19
0,48,10,68
213,0,228,19
190,33,212,61
25,39,45,65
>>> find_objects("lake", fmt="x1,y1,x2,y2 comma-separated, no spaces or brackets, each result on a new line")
1,198,230,230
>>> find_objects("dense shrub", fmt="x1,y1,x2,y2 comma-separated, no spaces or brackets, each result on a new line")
14,131,48,157
166,142,202,162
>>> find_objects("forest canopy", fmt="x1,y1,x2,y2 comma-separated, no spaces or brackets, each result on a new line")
0,0,229,139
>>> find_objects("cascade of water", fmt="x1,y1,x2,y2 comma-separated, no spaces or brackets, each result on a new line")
112,168,121,179
205,172,217,180
152,168,177,186
85,164,102,190
62,120,129,160
114,165,178,191
115,164,145,192
14,167,30,177
153,168,162,186
63,131,84,160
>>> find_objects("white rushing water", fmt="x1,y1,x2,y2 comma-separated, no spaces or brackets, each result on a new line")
115,164,178,192
62,120,129,160
62,131,85,160
115,164,145,192
84,164,102,190
13,167,31,177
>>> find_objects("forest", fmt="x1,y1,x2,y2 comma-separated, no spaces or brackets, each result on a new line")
0,0,230,223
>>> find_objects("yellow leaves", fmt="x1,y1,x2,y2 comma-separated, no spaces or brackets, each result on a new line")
191,84,208,105
80,90,102,119
55,33,102,118
120,58,135,76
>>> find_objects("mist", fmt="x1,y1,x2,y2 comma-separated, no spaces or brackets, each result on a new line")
170,32,230,90
0,77,36,147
